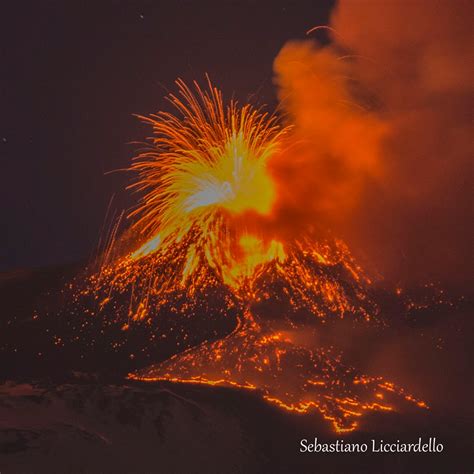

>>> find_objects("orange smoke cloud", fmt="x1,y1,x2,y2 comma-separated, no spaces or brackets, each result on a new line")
269,40,387,237
267,0,473,285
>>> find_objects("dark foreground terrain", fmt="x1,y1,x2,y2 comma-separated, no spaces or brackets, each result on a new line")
0,265,472,473
0,378,472,474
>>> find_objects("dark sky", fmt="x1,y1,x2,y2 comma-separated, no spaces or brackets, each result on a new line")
1,0,334,271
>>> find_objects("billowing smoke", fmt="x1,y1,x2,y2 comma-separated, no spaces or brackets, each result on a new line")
270,0,473,286
270,39,387,234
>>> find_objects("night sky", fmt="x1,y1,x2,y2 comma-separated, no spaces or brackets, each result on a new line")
1,1,334,271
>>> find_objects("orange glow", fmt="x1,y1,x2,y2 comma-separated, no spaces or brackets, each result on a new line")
225,235,286,285
127,77,286,289
129,311,427,433
81,78,428,433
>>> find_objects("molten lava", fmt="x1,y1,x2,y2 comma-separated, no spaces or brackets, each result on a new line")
81,78,427,433
127,77,286,288
130,310,427,433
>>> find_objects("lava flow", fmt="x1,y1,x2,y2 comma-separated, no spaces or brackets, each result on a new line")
81,78,427,433
130,310,428,433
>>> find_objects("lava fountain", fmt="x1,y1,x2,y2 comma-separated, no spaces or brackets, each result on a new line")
83,78,427,433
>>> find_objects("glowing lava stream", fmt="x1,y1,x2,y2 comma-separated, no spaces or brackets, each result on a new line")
85,78,428,433
129,310,427,434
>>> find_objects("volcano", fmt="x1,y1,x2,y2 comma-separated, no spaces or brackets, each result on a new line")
1,77,472,474
0,261,472,473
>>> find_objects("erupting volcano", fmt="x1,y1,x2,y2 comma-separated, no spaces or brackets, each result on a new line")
2,1,472,472
70,78,429,433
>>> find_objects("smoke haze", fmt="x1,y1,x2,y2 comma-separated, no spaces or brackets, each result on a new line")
270,0,473,286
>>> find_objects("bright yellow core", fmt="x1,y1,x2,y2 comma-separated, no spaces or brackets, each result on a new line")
183,132,275,216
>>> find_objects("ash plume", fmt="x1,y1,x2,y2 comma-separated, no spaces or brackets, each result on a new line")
270,0,473,286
